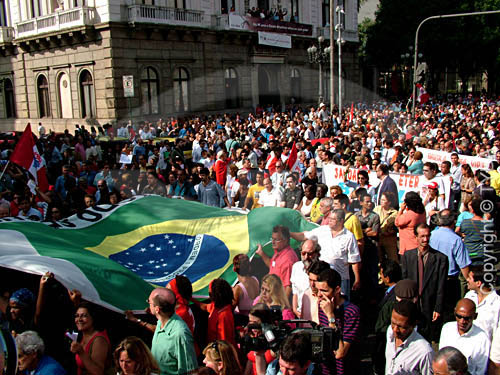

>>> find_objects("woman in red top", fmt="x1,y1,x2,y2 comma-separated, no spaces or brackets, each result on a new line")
70,302,111,375
395,191,427,255
167,275,195,334
213,151,229,186
206,279,237,350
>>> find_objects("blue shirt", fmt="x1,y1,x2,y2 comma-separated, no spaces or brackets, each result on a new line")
196,180,226,207
21,355,66,375
430,226,471,276
266,359,315,375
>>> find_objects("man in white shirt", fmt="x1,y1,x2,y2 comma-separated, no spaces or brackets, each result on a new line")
290,239,320,318
464,265,500,341
420,162,446,203
258,178,283,207
385,300,434,375
439,299,490,375
290,209,361,298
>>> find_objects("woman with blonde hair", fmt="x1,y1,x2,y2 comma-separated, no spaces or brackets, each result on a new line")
253,274,295,321
202,340,242,375
114,336,159,375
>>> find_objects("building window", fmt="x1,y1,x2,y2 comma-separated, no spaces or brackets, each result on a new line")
141,67,159,115
37,75,50,118
322,0,329,27
0,0,7,26
30,0,42,17
175,0,185,8
58,73,73,119
258,0,269,11
224,68,239,109
80,70,96,118
4,78,15,118
291,68,301,103
173,67,189,112
290,0,299,22
221,0,235,13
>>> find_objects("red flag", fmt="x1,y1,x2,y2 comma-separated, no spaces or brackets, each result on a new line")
10,124,49,192
266,151,278,175
416,83,430,104
287,142,300,173
349,102,354,124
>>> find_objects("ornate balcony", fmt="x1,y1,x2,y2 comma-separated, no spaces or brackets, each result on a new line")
128,5,204,27
15,7,97,39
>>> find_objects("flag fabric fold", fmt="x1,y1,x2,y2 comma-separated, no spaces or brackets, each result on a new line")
0,196,315,312
287,142,300,174
10,124,49,192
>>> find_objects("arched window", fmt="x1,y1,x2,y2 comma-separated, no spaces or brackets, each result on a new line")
225,68,239,109
290,68,301,103
37,75,50,118
141,67,159,115
173,67,189,112
4,78,15,118
57,73,73,119
80,70,96,118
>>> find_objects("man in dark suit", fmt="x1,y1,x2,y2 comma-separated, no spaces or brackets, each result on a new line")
401,223,449,342
372,260,402,375
375,164,399,209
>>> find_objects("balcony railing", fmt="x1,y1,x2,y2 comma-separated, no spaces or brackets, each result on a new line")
15,7,97,39
128,5,204,27
0,27,14,43
212,14,229,30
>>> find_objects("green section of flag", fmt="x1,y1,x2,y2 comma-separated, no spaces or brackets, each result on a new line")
0,197,316,311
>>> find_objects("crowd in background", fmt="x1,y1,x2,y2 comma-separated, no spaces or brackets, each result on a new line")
0,95,500,375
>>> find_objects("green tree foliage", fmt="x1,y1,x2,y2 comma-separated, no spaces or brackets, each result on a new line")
362,0,500,93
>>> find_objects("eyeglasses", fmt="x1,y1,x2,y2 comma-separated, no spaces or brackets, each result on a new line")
455,313,473,321
301,251,317,256
270,237,284,243
423,169,430,172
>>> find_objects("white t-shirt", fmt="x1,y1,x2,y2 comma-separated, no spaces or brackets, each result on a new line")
304,226,360,281
258,188,283,207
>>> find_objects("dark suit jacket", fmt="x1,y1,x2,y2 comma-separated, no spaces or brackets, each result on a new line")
377,175,399,209
401,247,448,317
374,286,396,335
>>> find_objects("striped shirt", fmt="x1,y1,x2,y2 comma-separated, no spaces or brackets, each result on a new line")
318,301,361,375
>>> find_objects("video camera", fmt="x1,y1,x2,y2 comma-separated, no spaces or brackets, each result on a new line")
239,319,340,363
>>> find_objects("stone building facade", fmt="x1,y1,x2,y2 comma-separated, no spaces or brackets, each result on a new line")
0,0,360,132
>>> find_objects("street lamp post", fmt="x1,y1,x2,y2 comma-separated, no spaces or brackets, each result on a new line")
336,5,345,121
307,36,331,105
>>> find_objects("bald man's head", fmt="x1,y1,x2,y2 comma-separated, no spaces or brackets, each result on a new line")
151,288,176,317
454,298,476,335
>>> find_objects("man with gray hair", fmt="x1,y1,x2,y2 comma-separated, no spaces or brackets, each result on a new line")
15,330,66,374
291,208,361,298
318,197,334,225
433,346,469,375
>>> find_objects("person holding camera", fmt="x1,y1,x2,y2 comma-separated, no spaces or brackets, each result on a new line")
261,332,315,375
316,268,361,375
244,304,277,375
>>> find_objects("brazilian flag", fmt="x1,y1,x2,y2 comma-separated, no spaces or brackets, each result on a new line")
0,196,315,312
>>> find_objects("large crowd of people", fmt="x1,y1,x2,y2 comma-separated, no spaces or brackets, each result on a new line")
0,95,499,375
